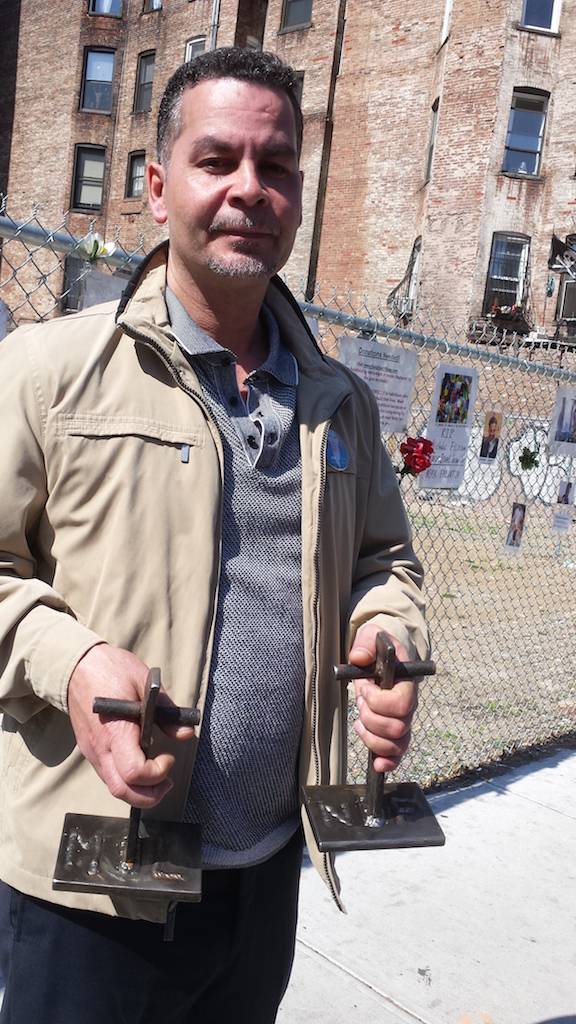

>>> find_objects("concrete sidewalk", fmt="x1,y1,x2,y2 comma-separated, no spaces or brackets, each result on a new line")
279,746,576,1024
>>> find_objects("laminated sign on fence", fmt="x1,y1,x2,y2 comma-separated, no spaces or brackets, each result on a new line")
420,362,479,489
338,334,418,432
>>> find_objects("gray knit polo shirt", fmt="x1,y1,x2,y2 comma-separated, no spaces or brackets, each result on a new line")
166,289,305,868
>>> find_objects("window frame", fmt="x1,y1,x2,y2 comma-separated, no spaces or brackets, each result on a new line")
125,151,146,198
279,0,313,32
483,233,531,315
88,0,122,17
556,276,576,321
520,0,561,33
71,144,106,213
80,49,115,114
502,88,548,178
134,51,155,113
185,36,206,62
143,0,161,11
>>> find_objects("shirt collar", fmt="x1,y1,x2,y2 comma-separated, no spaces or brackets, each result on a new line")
165,287,298,387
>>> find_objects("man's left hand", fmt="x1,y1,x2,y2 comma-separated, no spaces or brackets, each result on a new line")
349,623,419,773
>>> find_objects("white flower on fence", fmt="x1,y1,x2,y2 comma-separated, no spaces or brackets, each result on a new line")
80,232,116,264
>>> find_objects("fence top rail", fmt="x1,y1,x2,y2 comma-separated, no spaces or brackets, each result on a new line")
0,214,144,272
300,301,576,384
2,209,576,384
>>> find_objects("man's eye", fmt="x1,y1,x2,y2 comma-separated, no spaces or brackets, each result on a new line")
262,162,289,177
202,159,233,172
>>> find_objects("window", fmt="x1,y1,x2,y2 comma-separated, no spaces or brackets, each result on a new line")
557,277,576,320
72,146,106,212
424,99,439,183
520,0,561,32
126,151,145,198
280,0,313,31
89,0,122,15
143,0,161,9
81,51,115,113
503,89,548,176
61,255,87,313
185,37,205,62
246,35,262,50
483,234,530,314
292,72,304,107
440,0,453,44
134,52,155,112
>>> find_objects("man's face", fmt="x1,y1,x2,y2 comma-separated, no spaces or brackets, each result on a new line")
488,419,497,441
148,78,303,288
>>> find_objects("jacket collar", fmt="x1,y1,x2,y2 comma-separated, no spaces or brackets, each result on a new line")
116,241,351,425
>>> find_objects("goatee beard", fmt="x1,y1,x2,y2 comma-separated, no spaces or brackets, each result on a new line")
204,253,277,279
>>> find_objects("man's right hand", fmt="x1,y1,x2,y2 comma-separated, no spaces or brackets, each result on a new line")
67,644,194,808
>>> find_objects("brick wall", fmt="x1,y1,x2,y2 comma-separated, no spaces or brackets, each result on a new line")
3,0,576,336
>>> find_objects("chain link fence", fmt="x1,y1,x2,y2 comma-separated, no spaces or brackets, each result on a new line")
2,202,576,788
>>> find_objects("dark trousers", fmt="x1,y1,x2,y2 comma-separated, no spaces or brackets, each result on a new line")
0,828,303,1024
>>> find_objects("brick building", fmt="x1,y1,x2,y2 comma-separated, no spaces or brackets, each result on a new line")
1,0,576,336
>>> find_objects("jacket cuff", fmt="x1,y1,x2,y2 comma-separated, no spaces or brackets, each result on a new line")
28,616,105,713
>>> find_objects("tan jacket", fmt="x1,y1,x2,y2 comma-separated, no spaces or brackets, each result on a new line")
0,245,429,920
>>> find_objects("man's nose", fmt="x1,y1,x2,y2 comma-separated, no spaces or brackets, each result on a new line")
228,161,268,206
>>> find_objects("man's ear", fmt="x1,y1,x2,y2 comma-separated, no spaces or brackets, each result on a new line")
147,162,168,225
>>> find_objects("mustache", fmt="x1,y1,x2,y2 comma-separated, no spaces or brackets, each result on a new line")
208,217,281,237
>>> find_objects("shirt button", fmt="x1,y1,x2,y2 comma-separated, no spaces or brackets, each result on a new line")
247,435,259,449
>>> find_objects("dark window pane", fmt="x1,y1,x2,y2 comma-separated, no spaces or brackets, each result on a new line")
83,81,112,112
502,149,539,174
127,153,145,197
562,281,576,319
61,256,86,313
73,148,105,210
503,93,547,174
282,0,313,28
483,235,530,312
522,0,555,29
91,0,122,15
82,52,114,112
135,54,155,112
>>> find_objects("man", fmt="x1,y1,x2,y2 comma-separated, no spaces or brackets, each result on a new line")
0,48,429,1024
479,414,499,459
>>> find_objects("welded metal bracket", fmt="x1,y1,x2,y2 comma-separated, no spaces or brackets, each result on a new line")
302,633,445,853
53,668,202,902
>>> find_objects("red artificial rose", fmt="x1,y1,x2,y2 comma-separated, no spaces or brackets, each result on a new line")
399,436,433,475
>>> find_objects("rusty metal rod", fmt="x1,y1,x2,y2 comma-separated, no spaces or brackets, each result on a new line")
93,698,200,728
334,659,436,682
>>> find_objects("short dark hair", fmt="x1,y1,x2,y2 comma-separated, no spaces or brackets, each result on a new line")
157,47,303,166
489,415,498,427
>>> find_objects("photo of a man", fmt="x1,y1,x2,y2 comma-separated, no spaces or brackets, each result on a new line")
506,502,526,549
479,412,500,460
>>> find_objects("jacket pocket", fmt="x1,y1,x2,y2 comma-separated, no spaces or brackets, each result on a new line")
56,413,203,449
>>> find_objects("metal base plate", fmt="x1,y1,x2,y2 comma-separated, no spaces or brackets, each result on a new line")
53,813,202,901
302,782,446,852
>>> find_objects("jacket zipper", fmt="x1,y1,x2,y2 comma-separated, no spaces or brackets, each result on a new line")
122,325,224,725
125,320,348,903
310,405,351,908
